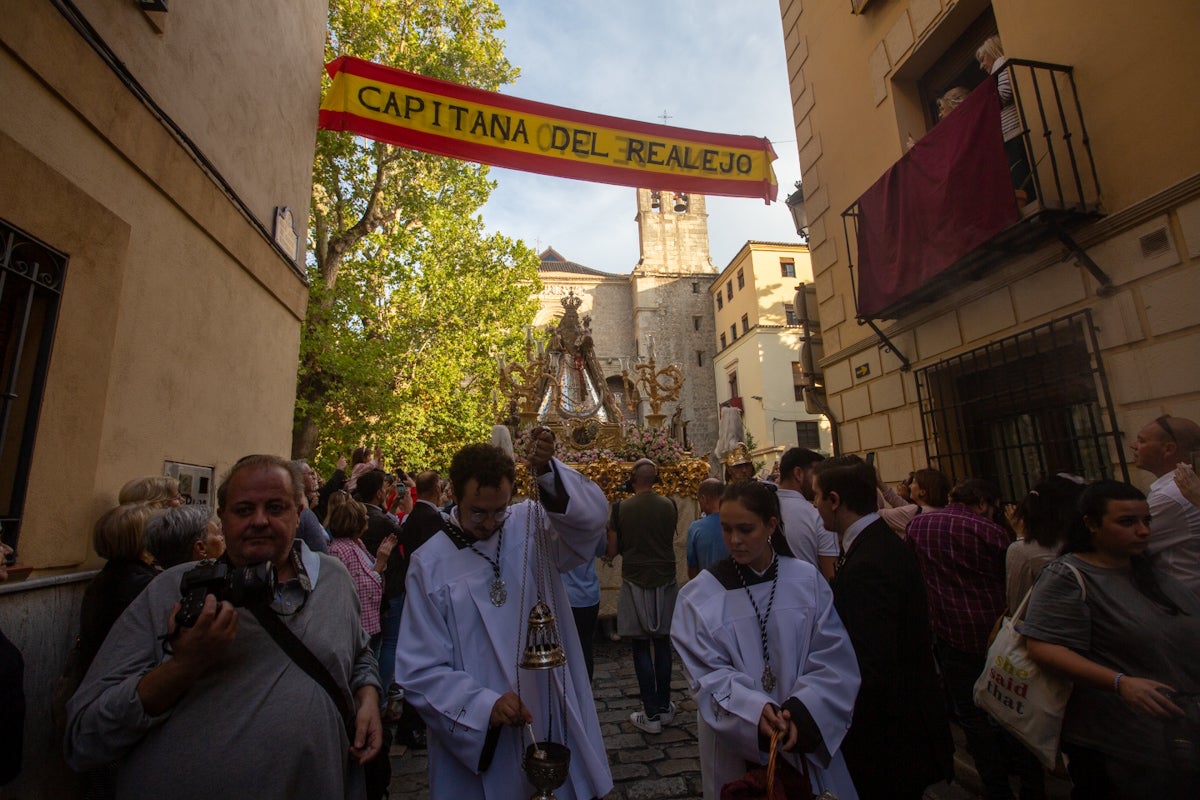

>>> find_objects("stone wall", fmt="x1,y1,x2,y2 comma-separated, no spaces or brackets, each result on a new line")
630,272,720,454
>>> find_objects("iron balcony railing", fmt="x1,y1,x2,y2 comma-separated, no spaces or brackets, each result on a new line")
842,59,1103,323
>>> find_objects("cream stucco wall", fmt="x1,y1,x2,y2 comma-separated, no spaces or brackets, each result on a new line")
1,1,326,794
69,0,324,240
711,242,832,464
780,0,1200,487
1,0,323,571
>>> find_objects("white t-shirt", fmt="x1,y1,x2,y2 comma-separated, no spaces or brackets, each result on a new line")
1146,472,1200,596
777,488,839,569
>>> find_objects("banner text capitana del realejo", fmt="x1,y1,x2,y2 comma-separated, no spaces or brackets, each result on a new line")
319,57,779,203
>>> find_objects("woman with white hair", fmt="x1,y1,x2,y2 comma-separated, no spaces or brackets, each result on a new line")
143,505,224,569
977,34,1034,201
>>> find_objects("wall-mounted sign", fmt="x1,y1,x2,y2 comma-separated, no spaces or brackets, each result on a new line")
273,206,299,262
855,363,871,378
163,461,215,507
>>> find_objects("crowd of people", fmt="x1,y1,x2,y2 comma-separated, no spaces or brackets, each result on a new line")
673,416,1200,799
18,411,1198,799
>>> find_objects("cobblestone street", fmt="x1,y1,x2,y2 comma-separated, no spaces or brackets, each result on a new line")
388,636,704,799
387,635,1068,799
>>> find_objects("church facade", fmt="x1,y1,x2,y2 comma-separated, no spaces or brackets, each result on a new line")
533,189,721,456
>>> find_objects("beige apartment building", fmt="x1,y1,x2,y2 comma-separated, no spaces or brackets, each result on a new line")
780,0,1200,499
711,242,833,469
0,1,326,793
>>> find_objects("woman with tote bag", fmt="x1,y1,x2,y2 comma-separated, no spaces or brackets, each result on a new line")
1022,480,1200,799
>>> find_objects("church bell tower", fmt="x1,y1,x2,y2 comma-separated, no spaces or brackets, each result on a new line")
634,189,713,273
629,188,719,453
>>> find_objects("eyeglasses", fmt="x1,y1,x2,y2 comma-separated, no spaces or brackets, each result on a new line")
466,506,512,526
1156,415,1177,442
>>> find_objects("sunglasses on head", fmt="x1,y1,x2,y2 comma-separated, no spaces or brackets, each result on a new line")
1156,415,1177,442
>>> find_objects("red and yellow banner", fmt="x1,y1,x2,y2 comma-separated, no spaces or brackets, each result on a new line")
319,56,778,203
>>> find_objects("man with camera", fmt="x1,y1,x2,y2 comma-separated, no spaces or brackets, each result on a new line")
65,455,382,799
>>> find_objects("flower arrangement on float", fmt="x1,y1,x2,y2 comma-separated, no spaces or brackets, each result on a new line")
513,424,710,501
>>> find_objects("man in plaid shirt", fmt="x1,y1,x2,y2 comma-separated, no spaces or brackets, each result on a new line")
908,478,1042,800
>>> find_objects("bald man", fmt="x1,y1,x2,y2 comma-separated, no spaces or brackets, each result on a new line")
1131,414,1200,595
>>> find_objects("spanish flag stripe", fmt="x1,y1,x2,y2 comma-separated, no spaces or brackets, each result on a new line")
319,56,778,203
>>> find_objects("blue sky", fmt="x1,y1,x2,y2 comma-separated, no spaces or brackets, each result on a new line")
479,1,803,274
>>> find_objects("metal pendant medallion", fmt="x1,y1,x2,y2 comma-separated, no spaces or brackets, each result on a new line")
761,666,776,693
489,577,507,607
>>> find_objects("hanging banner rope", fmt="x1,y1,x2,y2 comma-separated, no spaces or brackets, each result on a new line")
319,56,778,203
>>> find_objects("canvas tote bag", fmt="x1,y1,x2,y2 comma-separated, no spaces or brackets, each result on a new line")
972,561,1085,769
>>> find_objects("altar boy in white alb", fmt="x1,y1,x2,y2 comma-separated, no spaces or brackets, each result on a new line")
396,430,613,800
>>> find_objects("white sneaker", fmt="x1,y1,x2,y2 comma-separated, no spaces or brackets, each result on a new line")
629,710,662,734
658,701,678,725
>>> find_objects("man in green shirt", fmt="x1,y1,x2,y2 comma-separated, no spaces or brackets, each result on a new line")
607,458,679,733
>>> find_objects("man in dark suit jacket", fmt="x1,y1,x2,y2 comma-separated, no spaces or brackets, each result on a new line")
395,470,448,749
813,455,953,800
401,470,448,558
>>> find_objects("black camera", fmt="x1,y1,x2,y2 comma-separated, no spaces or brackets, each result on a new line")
1163,691,1200,772
175,560,275,628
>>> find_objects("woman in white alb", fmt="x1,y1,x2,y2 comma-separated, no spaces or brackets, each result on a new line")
672,480,861,799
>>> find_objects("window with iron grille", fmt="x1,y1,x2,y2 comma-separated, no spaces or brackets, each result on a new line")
915,310,1126,502
0,219,68,557
795,421,821,449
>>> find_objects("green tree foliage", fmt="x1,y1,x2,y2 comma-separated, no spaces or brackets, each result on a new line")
297,0,540,473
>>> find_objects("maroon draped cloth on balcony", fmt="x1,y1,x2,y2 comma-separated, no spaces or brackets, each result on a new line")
855,78,1019,317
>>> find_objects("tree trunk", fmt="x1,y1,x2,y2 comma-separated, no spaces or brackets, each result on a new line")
291,414,319,460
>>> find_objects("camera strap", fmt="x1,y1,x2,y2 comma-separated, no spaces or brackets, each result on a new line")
249,603,355,734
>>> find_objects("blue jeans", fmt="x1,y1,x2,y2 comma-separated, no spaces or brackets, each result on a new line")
379,593,405,695
631,636,673,717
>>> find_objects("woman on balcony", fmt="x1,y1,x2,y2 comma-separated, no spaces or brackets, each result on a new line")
977,35,1035,203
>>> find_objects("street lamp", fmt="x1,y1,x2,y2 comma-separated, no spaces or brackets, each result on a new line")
784,181,808,242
